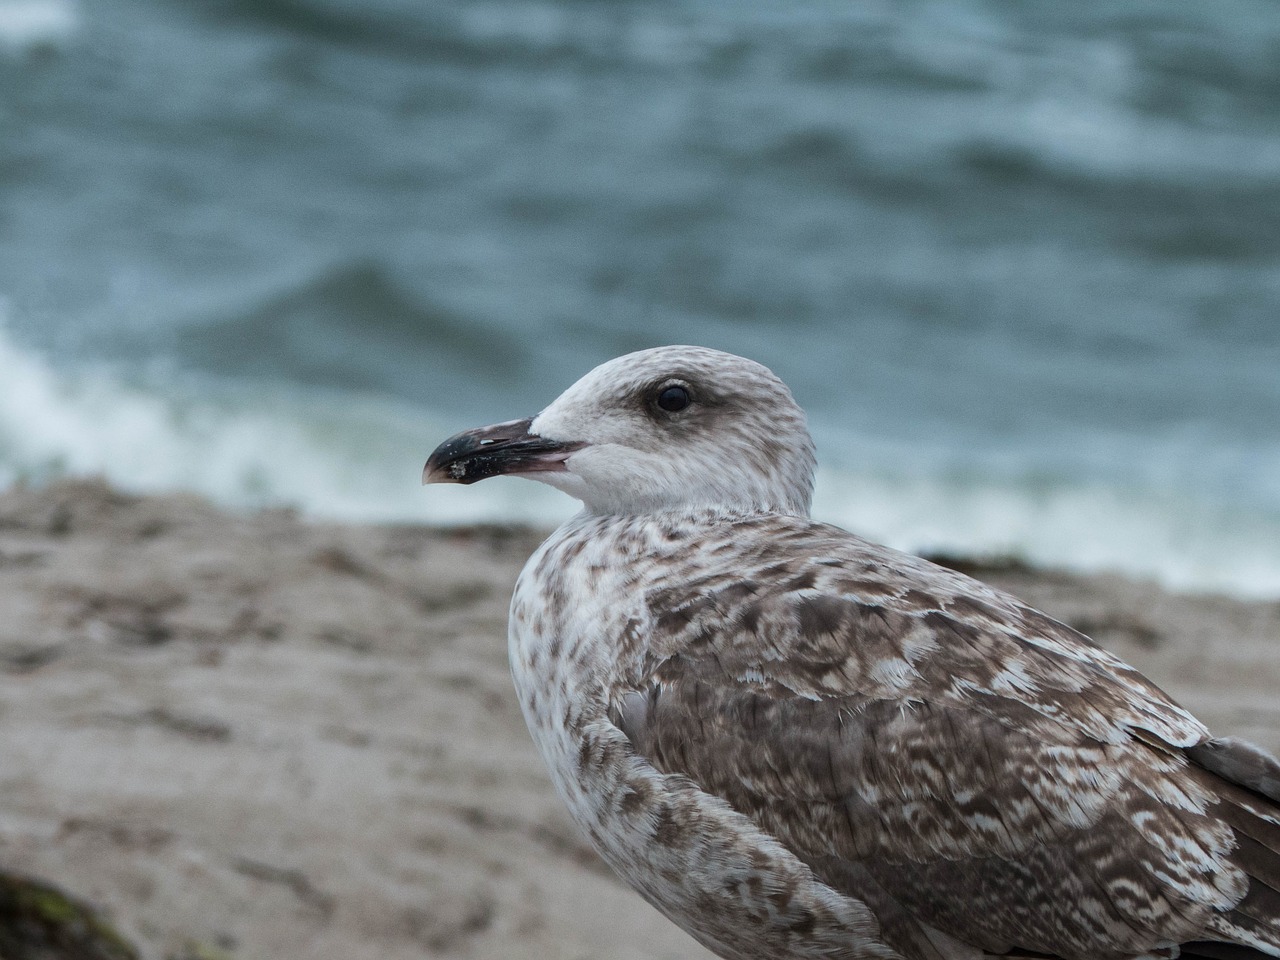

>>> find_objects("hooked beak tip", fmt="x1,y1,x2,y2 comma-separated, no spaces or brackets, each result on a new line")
422,460,465,485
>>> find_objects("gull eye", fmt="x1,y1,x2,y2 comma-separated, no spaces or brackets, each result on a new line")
655,384,692,413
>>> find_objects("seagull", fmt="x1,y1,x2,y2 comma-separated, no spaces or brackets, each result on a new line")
424,345,1280,960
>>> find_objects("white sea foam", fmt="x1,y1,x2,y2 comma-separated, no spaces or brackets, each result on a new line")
0,323,572,526
0,0,77,54
1,324,1277,598
813,468,1280,600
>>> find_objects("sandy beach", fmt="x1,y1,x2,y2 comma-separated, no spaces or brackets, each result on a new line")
0,479,1277,960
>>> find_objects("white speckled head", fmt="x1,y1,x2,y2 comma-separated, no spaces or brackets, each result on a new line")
527,345,817,517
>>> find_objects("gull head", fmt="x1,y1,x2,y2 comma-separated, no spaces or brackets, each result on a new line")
424,345,817,517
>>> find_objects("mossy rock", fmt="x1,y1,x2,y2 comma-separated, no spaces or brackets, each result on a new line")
0,873,139,960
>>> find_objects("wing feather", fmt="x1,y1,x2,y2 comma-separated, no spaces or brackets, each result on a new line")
609,515,1280,959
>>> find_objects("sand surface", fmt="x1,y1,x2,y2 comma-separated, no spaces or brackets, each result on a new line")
0,480,1277,959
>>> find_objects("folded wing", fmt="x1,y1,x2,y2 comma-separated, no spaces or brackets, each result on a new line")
611,516,1280,960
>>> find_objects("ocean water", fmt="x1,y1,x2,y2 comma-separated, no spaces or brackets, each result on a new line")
2,0,1279,596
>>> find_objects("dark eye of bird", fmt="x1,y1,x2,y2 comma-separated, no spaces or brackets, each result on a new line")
655,384,692,413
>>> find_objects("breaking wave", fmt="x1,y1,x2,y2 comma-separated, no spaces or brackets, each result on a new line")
3,323,1279,598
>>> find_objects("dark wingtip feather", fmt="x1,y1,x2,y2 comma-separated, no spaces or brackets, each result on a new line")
1179,942,1280,960
1189,738,1280,803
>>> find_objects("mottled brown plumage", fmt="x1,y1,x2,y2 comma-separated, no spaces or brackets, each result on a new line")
425,346,1280,960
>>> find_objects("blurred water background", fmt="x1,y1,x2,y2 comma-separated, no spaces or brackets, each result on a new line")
1,0,1279,595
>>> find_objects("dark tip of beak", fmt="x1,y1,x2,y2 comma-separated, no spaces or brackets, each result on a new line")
423,417,581,485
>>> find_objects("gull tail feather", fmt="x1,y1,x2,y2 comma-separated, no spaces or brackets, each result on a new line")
1186,737,1280,958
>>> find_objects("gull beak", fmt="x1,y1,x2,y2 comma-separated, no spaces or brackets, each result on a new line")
423,417,582,485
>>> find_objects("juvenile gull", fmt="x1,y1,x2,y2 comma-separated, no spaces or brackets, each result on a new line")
424,345,1280,960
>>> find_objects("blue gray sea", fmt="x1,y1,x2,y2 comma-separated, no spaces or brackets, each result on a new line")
2,0,1279,595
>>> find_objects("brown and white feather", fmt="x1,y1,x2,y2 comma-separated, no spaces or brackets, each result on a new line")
430,346,1280,960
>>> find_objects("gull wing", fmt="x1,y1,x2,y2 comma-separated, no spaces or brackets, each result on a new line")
610,515,1280,960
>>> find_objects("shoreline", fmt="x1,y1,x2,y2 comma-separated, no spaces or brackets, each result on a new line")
0,479,1277,959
